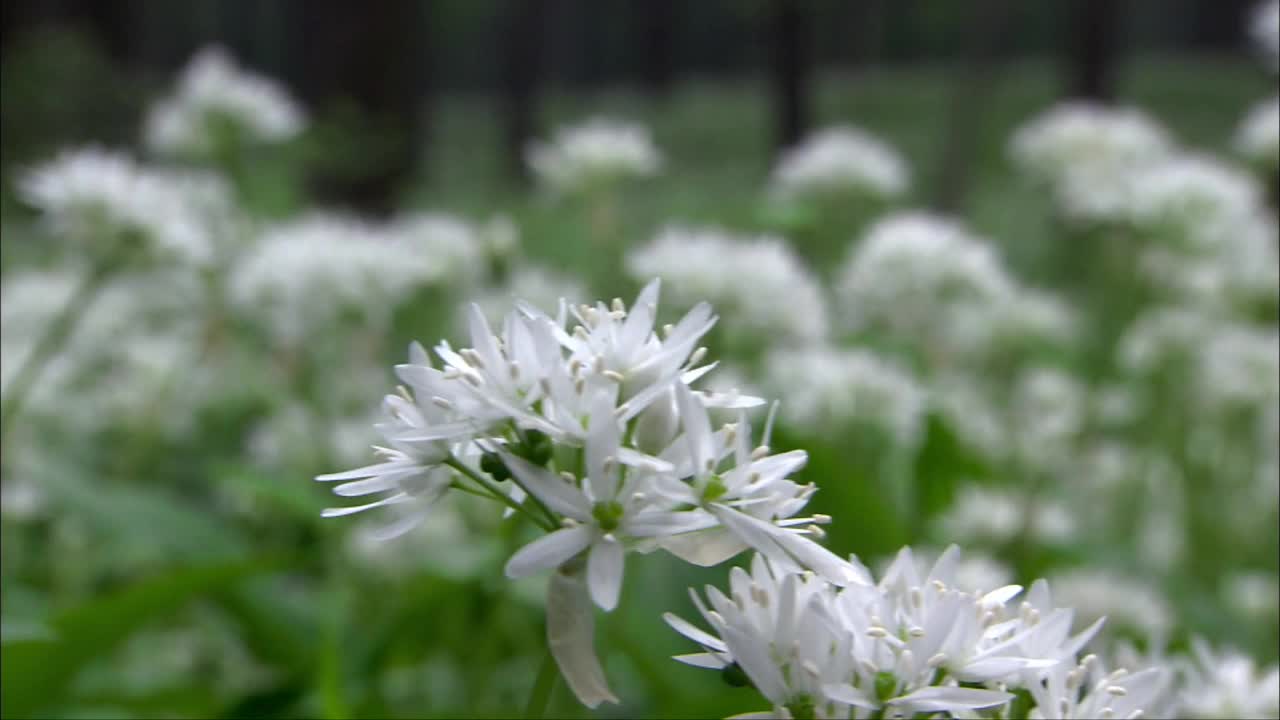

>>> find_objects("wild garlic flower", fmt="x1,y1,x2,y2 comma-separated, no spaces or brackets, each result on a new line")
19,148,231,265
1044,568,1173,638
627,226,829,343
144,46,305,158
1139,211,1280,309
1010,103,1171,184
229,214,439,342
316,280,862,708
1121,153,1263,249
1027,655,1170,720
1249,0,1280,72
770,125,910,201
526,117,661,195
762,345,926,447
1176,639,1280,719
938,485,1077,548
465,265,589,328
387,212,489,289
1236,96,1280,172
835,212,1017,364
667,547,1158,719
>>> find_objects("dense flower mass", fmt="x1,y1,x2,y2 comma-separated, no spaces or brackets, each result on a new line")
317,281,863,706
144,46,306,158
1010,103,1171,184
526,117,662,194
666,546,1169,719
626,226,830,343
770,125,910,201
1236,96,1280,172
19,147,232,265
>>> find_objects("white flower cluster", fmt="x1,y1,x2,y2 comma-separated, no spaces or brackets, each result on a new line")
1235,96,1280,172
762,345,926,447
770,125,910,201
1010,103,1171,185
1176,639,1280,718
626,226,829,343
1119,306,1280,416
230,213,483,342
144,46,306,158
835,212,1068,371
1249,0,1280,72
668,547,1168,719
316,281,864,707
526,117,662,195
19,147,232,265
836,213,1012,342
1120,154,1262,248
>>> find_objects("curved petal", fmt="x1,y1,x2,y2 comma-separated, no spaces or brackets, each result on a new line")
587,536,625,611
504,526,592,578
547,568,620,708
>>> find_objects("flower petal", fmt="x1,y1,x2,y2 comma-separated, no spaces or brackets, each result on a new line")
587,536,625,611
547,567,620,708
504,525,592,578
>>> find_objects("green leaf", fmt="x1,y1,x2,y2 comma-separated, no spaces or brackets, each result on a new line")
0,559,277,719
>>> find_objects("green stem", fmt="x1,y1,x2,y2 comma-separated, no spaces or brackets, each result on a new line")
0,252,122,446
445,457,557,531
523,647,558,720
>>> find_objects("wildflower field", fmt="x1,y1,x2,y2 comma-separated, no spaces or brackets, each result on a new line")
1,12,1279,720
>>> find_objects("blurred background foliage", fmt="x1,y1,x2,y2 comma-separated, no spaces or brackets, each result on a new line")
1,1,1277,719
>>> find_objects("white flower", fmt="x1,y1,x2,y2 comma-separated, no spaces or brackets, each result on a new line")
627,226,829,343
834,212,1013,348
526,117,661,194
1196,325,1280,413
388,212,489,288
1010,103,1171,183
1139,211,1280,309
466,265,589,328
1249,1,1280,72
938,485,1077,547
770,126,909,201
229,213,439,341
1044,568,1173,638
1028,655,1171,720
668,547,1138,719
19,148,231,265
144,46,305,157
1122,153,1264,248
1176,639,1280,719
762,345,926,446
1223,572,1279,620
1236,96,1280,171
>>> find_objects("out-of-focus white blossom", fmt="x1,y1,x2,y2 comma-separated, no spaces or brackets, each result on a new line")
627,226,829,343
1236,96,1280,172
939,485,1077,547
763,345,926,446
835,212,1013,352
388,213,488,289
526,118,661,195
1223,572,1279,620
229,214,440,342
1010,103,1171,183
770,125,910,201
1249,1,1280,72
1045,567,1173,637
1176,639,1280,719
465,265,588,328
1122,153,1263,248
144,46,305,157
19,148,232,265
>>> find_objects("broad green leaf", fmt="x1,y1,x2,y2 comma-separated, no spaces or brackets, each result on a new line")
1,559,277,718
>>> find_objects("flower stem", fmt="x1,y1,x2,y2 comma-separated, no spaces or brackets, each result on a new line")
444,457,557,531
523,647,558,720
0,252,122,446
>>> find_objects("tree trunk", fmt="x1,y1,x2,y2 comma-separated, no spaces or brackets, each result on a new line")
633,0,675,100
933,0,1019,212
501,0,551,184
1065,0,1122,101
767,0,811,150
290,0,426,215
